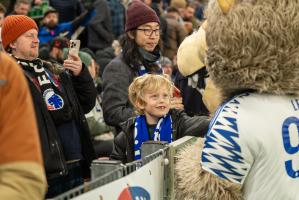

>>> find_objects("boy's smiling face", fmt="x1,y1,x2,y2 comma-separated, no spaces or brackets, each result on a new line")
137,85,171,125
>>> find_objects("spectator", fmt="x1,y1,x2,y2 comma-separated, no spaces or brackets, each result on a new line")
95,39,122,77
107,0,126,39
110,74,209,163
151,1,168,51
49,0,84,23
2,15,97,197
38,6,95,46
161,56,175,81
78,50,115,157
39,36,70,64
102,0,163,132
170,0,186,17
183,2,200,34
87,0,113,52
194,0,205,21
163,7,187,60
9,0,30,16
0,52,46,200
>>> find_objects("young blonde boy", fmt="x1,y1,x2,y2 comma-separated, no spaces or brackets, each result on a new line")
110,74,210,163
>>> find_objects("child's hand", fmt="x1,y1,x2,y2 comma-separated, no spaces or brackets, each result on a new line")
170,97,184,110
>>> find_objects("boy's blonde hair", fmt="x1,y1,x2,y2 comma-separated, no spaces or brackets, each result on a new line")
129,74,174,115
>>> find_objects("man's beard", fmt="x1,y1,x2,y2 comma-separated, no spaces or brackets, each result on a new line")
45,21,57,29
183,17,192,22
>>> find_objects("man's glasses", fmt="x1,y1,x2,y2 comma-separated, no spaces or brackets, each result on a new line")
136,28,161,36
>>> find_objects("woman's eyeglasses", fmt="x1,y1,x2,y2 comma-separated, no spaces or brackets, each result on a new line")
136,28,161,36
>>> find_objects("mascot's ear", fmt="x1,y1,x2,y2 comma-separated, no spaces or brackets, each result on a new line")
217,0,235,14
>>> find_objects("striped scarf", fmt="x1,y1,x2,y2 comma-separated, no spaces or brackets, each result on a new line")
134,114,172,160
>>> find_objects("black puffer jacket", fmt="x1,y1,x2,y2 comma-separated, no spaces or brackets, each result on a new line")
23,62,96,180
110,109,210,163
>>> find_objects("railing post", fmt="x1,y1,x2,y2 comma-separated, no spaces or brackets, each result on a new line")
166,136,198,200
90,160,123,180
141,141,168,159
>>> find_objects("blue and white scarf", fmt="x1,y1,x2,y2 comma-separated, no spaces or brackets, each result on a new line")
137,63,163,76
134,114,173,160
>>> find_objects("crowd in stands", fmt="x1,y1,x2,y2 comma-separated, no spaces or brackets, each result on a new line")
0,0,209,198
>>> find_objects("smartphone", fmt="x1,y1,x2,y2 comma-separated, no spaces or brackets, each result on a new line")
68,40,80,57
173,86,182,98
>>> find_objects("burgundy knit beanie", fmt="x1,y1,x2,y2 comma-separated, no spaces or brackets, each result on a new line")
2,15,38,50
125,0,160,32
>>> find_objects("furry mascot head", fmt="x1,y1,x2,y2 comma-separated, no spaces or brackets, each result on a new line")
175,0,299,199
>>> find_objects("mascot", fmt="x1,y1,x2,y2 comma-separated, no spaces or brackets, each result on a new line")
175,0,299,199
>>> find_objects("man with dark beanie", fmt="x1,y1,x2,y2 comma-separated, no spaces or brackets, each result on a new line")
2,15,96,198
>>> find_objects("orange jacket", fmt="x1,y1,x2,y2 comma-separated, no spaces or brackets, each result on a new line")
0,52,46,199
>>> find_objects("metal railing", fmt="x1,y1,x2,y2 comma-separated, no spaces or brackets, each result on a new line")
53,136,198,200
165,136,198,200
54,148,167,200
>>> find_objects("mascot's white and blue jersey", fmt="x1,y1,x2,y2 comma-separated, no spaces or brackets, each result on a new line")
201,93,299,200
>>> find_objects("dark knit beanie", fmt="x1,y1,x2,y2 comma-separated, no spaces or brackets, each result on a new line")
2,15,38,50
125,0,160,32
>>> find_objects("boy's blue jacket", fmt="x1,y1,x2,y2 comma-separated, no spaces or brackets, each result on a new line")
110,109,210,163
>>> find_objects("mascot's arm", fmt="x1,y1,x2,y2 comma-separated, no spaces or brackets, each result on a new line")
175,138,243,200
175,97,256,200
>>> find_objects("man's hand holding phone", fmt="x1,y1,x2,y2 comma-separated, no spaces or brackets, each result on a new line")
63,54,82,76
63,40,82,76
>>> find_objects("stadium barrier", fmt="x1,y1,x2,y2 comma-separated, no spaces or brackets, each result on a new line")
53,136,198,200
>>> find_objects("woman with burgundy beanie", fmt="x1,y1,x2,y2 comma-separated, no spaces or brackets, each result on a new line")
102,0,163,132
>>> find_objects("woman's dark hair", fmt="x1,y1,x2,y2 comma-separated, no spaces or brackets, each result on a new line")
120,31,161,73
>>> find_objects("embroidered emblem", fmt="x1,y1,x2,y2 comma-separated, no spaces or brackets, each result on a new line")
43,89,64,110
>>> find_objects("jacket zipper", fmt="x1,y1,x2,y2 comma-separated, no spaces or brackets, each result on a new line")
55,141,68,175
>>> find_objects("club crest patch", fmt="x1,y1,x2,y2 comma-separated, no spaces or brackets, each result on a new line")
43,89,64,110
